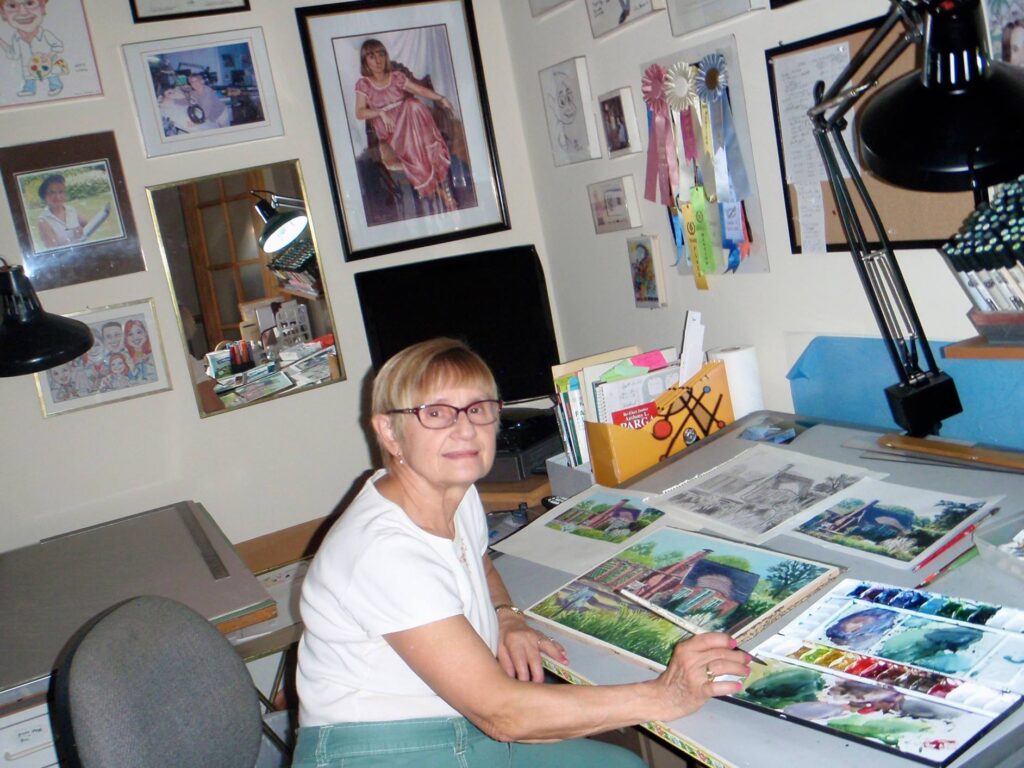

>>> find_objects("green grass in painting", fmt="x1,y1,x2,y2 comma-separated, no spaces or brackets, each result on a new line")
532,597,681,665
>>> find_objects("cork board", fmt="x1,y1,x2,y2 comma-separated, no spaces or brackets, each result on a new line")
765,15,974,253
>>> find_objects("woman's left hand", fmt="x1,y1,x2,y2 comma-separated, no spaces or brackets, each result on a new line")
496,613,567,682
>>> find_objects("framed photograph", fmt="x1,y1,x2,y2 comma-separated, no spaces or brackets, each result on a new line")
0,131,143,291
626,234,667,308
539,56,601,166
585,0,664,38
530,0,574,16
123,27,283,158
588,175,641,234
986,0,1024,65
297,0,510,261
597,86,641,157
130,0,251,23
0,0,101,108
34,299,171,417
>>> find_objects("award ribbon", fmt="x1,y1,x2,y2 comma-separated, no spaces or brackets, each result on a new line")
641,63,678,205
679,201,709,291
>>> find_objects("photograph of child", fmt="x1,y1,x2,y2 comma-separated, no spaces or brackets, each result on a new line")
600,93,630,153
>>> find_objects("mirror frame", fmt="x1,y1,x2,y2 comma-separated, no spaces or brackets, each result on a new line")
146,159,344,418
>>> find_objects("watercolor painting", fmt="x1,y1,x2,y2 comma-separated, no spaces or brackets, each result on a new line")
731,578,1024,766
527,527,839,668
656,444,876,542
545,490,664,544
795,478,999,568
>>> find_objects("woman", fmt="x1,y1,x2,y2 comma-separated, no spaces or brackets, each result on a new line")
354,38,457,212
36,174,87,249
123,318,156,382
294,338,750,767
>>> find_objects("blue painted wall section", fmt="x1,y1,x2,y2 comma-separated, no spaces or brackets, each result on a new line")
788,337,1024,451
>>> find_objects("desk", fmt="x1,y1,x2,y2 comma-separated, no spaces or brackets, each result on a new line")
495,412,1024,768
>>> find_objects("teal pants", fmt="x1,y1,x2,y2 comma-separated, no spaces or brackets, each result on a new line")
292,716,647,768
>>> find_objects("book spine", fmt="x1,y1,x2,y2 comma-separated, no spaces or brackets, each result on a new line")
567,375,590,464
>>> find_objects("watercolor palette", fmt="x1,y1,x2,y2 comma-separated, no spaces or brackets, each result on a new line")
729,578,1024,766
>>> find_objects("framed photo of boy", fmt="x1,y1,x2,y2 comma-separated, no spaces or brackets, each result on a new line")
123,27,283,157
34,298,171,417
129,0,251,24
297,0,509,261
0,131,143,291
0,0,102,108
597,86,641,158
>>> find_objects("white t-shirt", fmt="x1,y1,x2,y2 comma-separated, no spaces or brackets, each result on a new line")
296,470,499,726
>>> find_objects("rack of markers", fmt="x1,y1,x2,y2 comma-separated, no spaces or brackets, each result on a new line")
942,176,1024,344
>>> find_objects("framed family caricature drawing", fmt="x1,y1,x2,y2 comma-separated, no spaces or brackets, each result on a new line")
0,131,143,291
297,0,509,261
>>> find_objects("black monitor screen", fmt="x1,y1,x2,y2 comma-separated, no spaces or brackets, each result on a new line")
355,246,560,404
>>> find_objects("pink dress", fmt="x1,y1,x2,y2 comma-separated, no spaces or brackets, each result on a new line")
356,71,451,197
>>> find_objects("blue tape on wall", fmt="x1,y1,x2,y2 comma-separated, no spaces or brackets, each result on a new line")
788,336,1024,451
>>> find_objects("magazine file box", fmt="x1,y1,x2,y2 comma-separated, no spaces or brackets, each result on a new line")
585,361,734,486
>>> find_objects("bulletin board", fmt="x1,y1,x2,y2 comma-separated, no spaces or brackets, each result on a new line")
765,15,975,254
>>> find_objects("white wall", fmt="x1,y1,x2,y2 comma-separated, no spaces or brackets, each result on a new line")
499,0,976,410
0,0,548,550
1,0,980,551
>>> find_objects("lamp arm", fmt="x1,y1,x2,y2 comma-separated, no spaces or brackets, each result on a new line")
249,189,307,212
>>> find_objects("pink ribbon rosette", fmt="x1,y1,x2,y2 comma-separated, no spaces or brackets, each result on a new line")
642,63,678,205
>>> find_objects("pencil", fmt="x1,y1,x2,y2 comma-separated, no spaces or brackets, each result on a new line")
914,546,979,589
620,589,768,666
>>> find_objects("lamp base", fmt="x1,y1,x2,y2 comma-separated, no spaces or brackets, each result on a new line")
885,372,963,437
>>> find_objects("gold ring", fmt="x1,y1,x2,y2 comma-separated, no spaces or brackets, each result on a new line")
705,666,715,683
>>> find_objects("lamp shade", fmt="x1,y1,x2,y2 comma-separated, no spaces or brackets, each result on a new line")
258,209,308,254
0,263,92,377
857,0,1024,191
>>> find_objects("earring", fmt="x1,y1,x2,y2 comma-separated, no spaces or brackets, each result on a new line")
396,453,405,465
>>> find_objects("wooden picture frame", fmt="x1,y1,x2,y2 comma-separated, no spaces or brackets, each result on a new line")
34,299,171,417
296,0,509,261
0,0,101,108
0,131,143,291
129,0,251,23
765,16,975,253
122,27,283,158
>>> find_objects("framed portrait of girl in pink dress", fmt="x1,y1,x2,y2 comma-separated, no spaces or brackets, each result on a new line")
297,0,509,261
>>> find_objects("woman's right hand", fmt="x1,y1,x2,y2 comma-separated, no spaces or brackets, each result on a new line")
377,108,395,133
650,632,750,721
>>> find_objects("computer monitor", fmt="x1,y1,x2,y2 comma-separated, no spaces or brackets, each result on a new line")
354,245,560,406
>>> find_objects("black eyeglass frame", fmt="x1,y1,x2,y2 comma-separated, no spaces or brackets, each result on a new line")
386,399,504,429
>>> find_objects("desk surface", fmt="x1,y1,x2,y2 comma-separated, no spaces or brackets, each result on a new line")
495,412,1024,768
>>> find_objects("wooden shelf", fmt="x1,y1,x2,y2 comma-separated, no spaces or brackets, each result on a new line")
942,336,1024,360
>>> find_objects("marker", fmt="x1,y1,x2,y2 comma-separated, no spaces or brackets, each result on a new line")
619,589,768,666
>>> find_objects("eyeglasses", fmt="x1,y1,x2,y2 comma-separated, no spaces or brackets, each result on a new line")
387,399,503,429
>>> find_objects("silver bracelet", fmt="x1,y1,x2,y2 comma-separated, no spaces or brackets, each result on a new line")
493,602,523,616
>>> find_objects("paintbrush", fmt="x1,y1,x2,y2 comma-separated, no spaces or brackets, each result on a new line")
620,589,768,666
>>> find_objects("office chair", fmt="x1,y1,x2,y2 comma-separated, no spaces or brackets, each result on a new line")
50,595,293,768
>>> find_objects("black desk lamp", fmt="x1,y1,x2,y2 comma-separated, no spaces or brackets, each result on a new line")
250,190,309,254
0,258,92,377
809,0,1024,437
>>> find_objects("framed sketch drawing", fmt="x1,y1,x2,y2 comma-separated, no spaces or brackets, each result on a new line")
0,0,101,108
539,56,601,166
585,0,665,38
588,175,641,233
130,0,251,23
0,131,143,291
35,299,171,417
529,0,574,17
123,28,283,157
297,0,509,261
597,86,641,157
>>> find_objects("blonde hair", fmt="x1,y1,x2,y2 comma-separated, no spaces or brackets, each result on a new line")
372,338,498,465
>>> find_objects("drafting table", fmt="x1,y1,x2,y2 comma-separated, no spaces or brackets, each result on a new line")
495,412,1024,768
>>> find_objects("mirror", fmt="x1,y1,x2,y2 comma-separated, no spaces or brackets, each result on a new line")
148,160,344,417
